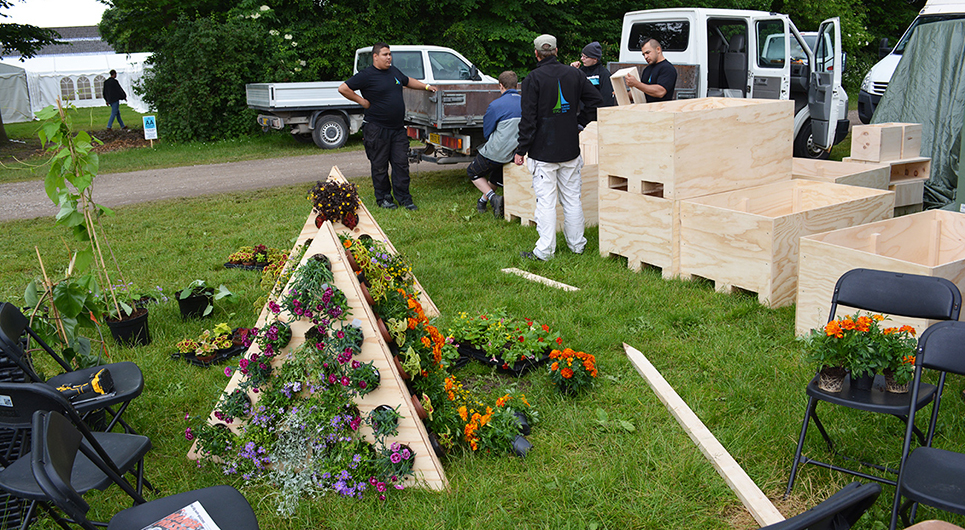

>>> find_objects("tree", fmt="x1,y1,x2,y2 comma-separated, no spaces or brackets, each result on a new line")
0,0,64,143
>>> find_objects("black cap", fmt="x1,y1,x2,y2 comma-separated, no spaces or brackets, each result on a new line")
582,41,602,61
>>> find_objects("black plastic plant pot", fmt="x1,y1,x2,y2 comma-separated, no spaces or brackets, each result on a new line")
106,309,151,347
512,434,533,457
178,292,213,319
514,411,531,436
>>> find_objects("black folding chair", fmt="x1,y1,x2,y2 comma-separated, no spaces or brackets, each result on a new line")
0,383,151,529
890,321,965,529
0,302,144,433
761,482,881,530
31,410,258,530
786,269,962,497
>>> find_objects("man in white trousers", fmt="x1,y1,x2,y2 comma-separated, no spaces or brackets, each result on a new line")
514,34,602,261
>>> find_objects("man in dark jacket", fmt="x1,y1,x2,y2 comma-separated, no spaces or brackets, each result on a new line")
513,34,603,261
570,41,615,107
103,69,127,130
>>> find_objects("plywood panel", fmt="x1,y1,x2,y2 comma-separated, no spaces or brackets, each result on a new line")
598,97,793,200
791,158,890,190
796,210,965,336
327,166,441,317
889,177,926,208
679,180,894,308
598,186,675,276
581,121,599,165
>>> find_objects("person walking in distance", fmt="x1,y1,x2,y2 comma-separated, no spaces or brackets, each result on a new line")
103,69,127,130
339,42,438,210
514,34,603,261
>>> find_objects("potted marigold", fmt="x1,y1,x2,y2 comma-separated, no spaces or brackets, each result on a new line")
548,348,598,394
801,312,917,393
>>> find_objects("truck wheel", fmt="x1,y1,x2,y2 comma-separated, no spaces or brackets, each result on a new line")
312,115,348,149
794,119,830,160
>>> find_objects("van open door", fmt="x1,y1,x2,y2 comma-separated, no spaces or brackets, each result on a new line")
749,16,790,100
807,17,844,150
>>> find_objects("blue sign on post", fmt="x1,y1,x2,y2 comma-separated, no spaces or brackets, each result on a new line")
143,116,158,140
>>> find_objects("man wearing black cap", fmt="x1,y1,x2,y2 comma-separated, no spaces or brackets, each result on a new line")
570,41,615,107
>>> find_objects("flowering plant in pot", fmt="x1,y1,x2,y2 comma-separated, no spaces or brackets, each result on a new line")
366,404,401,444
308,179,361,228
801,312,917,392
215,387,251,424
245,318,293,358
880,325,918,392
548,348,598,394
449,309,561,371
176,322,234,361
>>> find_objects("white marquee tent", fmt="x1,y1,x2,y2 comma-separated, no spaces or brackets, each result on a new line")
0,52,151,116
0,62,32,123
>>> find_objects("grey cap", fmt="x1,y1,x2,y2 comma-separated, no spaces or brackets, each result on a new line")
582,41,602,60
534,34,557,51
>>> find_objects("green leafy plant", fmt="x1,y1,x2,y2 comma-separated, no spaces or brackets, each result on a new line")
801,312,918,379
177,279,237,317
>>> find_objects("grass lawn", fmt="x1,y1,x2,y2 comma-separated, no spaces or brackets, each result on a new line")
2,166,964,529
0,105,363,185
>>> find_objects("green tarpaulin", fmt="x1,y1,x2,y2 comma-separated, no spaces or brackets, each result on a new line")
872,19,965,209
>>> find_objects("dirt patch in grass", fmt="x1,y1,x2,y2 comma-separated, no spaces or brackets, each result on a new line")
723,491,810,529
91,128,151,153
0,137,43,164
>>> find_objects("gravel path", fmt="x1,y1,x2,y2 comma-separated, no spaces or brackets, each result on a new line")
0,150,463,222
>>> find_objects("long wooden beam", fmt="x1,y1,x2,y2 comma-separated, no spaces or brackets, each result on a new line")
623,343,785,526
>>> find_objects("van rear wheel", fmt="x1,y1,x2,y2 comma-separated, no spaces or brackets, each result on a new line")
794,119,830,160
312,115,348,149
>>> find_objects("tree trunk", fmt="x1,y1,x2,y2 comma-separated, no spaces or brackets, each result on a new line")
0,110,8,144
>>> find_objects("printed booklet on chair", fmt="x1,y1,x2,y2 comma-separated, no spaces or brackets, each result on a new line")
140,500,221,530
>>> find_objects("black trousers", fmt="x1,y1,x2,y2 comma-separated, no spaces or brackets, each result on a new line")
362,123,412,205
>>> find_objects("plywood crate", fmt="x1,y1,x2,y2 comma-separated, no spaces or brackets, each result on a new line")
598,175,677,278
610,66,646,105
791,158,890,190
842,156,931,209
581,121,599,165
850,123,905,162
796,210,965,336
677,179,895,308
503,160,598,230
598,97,794,200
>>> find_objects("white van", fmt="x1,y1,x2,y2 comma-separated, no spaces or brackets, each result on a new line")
618,9,848,159
858,0,965,123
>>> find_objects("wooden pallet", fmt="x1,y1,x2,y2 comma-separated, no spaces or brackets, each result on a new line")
677,179,895,308
796,210,965,336
503,161,599,230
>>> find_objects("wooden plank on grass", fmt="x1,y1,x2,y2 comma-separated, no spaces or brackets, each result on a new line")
623,343,785,526
501,268,580,291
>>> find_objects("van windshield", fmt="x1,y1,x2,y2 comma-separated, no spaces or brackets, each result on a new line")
895,14,965,54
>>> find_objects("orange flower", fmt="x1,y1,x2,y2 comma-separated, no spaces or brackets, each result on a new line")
551,362,559,371
824,321,844,338
549,350,559,359
495,395,510,407
856,316,872,332
561,368,574,379
458,406,467,422
873,314,885,321
556,337,563,345
900,325,916,336
840,318,856,331
542,324,549,332
343,240,352,249
902,354,916,365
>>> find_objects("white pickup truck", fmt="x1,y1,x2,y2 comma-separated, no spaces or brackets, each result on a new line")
615,8,848,159
246,45,499,157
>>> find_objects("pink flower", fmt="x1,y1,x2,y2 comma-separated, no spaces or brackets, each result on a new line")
340,376,350,386
376,482,387,493
185,428,194,441
224,367,232,377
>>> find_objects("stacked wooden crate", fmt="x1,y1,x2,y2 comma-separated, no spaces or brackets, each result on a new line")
843,122,930,215
597,97,794,278
791,158,890,190
797,209,965,336
597,97,896,308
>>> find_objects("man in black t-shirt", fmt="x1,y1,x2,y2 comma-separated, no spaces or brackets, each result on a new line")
338,43,437,210
625,39,677,103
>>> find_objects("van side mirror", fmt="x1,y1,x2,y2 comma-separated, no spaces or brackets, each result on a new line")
879,38,891,59
469,65,481,81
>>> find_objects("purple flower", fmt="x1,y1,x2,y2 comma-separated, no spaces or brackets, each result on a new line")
340,376,350,386
328,373,337,384
390,452,402,464
352,360,360,369
268,301,281,314
185,428,194,441
401,448,411,459
224,367,232,377
376,482,387,493
239,358,249,369
358,380,367,389
337,330,345,339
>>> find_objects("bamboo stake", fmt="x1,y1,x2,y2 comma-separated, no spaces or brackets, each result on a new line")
35,247,68,345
